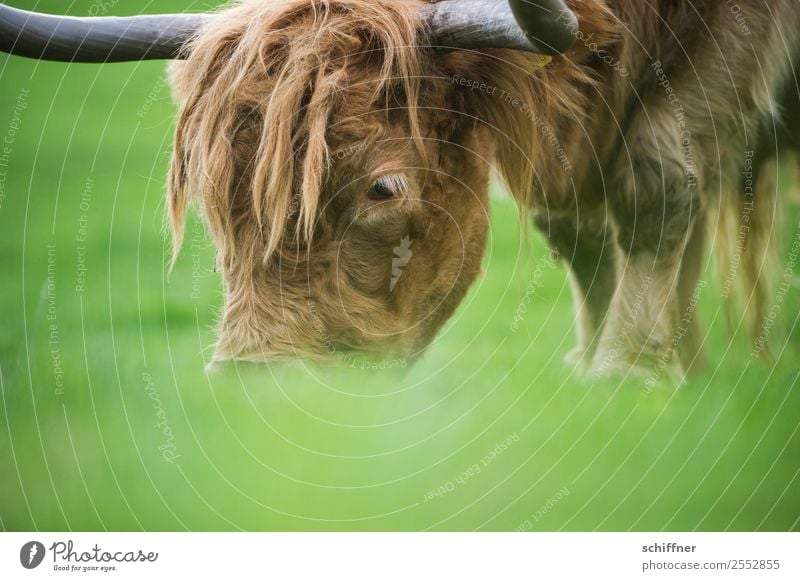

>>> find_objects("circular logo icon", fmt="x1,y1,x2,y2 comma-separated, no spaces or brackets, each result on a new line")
19,541,45,569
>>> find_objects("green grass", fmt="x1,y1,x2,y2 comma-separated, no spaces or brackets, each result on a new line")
1,0,800,532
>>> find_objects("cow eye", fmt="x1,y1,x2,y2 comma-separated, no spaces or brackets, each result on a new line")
368,180,395,201
368,175,408,202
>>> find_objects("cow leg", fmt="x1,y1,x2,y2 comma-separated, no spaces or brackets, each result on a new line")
591,113,700,382
676,213,707,375
533,212,615,367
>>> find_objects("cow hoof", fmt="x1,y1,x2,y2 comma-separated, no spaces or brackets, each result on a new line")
589,349,686,386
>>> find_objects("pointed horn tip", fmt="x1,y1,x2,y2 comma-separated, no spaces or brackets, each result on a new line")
509,0,579,55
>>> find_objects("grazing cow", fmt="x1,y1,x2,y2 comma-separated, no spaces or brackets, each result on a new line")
2,0,798,381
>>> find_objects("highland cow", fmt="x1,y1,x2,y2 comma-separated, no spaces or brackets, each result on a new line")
3,0,798,381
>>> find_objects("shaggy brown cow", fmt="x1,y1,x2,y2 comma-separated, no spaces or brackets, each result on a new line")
3,0,798,380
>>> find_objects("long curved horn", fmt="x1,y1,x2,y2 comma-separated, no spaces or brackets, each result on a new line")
0,4,210,62
0,1,576,63
423,0,578,55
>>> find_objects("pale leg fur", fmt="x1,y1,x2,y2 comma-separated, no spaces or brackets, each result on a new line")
534,212,615,368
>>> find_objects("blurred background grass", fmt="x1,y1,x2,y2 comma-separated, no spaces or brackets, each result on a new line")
1,0,799,531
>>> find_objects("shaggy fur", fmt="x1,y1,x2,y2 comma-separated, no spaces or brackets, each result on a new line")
168,0,799,375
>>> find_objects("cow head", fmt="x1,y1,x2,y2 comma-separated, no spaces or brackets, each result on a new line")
1,0,578,364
